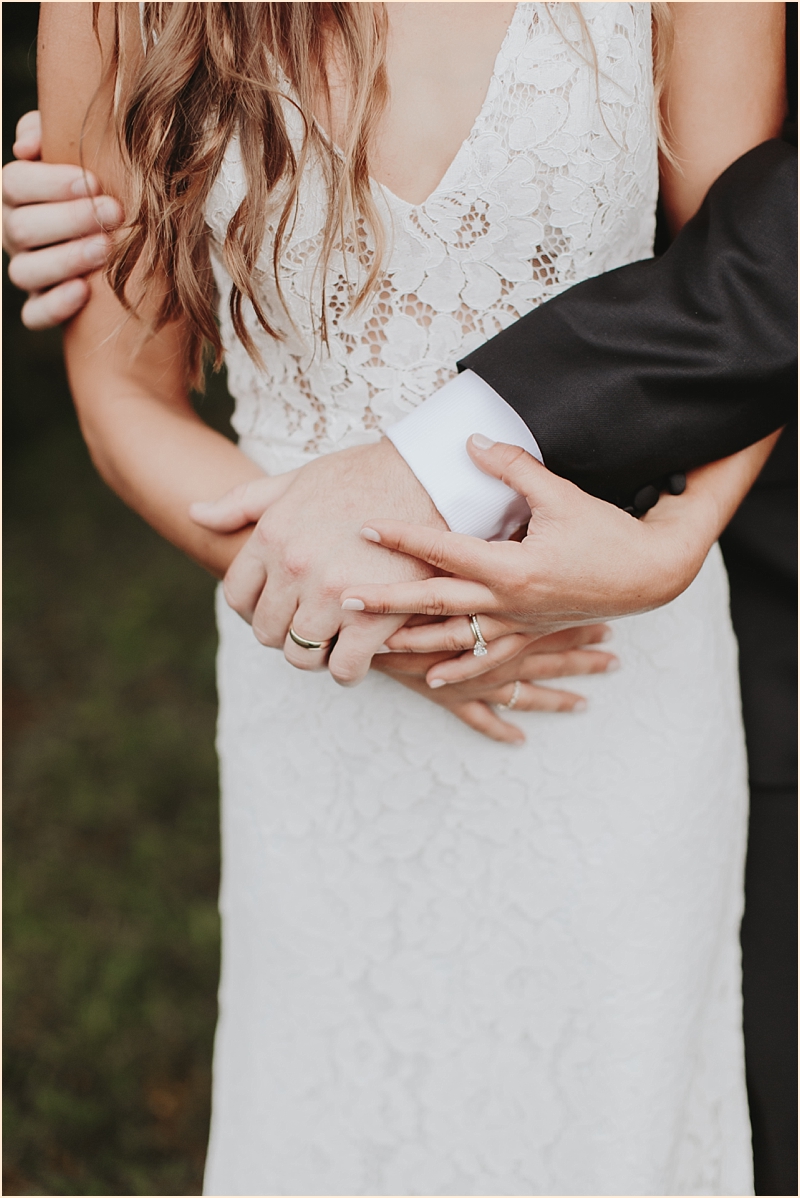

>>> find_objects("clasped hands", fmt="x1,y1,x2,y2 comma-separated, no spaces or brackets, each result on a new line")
188,434,653,744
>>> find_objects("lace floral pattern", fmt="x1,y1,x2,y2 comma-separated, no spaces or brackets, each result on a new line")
203,6,753,1194
206,3,657,471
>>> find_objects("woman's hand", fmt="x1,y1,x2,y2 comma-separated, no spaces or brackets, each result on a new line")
3,111,122,329
373,625,619,744
341,431,782,678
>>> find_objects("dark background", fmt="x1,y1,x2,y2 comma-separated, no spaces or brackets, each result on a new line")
4,4,235,1192
3,3,797,1195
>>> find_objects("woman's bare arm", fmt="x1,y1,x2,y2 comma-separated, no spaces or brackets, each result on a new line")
38,3,271,579
659,2,786,232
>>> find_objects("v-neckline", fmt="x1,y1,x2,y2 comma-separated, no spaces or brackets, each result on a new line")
318,3,523,214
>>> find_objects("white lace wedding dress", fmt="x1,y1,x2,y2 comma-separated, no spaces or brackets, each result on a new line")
202,5,753,1193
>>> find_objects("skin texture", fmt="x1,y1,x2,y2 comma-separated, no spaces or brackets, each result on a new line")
658,3,786,232
340,431,781,689
2,111,123,329
27,2,788,740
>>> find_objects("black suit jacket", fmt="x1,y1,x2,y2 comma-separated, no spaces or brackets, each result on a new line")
460,139,796,509
460,139,797,788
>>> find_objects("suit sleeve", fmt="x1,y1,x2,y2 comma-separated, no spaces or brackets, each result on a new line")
458,139,797,508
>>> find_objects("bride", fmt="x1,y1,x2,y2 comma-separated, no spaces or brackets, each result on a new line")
38,3,784,1193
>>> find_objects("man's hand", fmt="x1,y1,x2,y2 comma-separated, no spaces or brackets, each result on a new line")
340,435,713,686
3,111,122,329
191,438,448,686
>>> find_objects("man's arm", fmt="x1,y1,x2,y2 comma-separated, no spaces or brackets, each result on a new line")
388,139,797,526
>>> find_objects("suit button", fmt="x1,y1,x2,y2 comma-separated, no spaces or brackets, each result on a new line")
633,484,659,514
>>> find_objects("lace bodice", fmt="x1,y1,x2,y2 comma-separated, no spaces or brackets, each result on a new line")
206,2,658,473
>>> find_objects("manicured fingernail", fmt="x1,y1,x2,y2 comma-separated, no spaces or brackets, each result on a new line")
341,598,365,611
605,658,621,672
573,699,588,712
374,645,391,654
428,678,447,689
70,174,98,197
360,527,381,543
470,433,495,450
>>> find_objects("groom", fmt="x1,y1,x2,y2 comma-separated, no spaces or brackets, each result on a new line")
3,122,796,1192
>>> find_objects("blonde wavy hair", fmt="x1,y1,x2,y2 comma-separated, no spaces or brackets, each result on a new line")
96,2,673,388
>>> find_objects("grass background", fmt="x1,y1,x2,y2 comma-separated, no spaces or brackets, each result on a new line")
4,5,235,1191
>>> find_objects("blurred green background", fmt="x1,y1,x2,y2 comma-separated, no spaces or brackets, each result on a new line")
4,5,235,1192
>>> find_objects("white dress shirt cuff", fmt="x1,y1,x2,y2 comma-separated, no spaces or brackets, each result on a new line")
386,370,543,541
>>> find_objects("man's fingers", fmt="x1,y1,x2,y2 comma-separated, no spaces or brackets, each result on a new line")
327,615,408,687
356,520,506,583
518,648,619,681
281,601,346,672
13,110,42,158
3,193,123,251
452,699,525,745
12,111,42,159
190,475,292,533
342,576,496,619
20,279,91,330
528,624,613,653
2,159,99,206
222,546,269,624
7,234,110,292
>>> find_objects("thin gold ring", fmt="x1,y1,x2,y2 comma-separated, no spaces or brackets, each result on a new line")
289,627,330,651
496,680,522,711
469,614,488,657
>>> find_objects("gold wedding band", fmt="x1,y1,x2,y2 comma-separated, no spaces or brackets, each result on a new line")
469,614,488,657
289,627,330,651
497,680,522,711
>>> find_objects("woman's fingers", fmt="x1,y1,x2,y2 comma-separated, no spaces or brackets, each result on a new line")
384,612,511,653
425,632,533,687
7,233,110,292
20,279,91,330
390,618,617,656
190,473,295,532
358,521,509,583
342,575,496,619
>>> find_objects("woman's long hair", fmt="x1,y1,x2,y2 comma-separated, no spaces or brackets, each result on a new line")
96,3,673,388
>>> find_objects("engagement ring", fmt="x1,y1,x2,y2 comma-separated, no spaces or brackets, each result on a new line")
469,614,488,657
